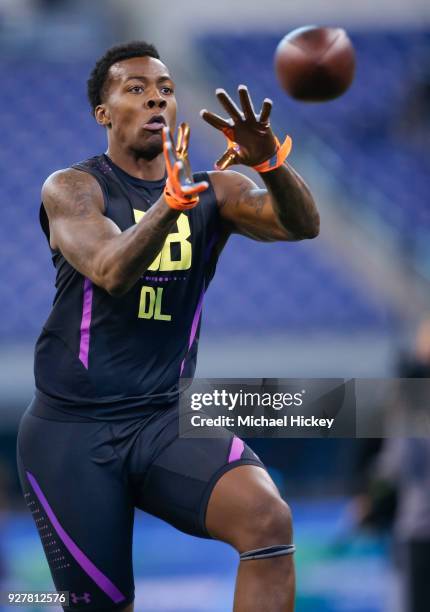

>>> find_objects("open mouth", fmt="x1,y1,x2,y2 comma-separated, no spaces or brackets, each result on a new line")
143,115,166,131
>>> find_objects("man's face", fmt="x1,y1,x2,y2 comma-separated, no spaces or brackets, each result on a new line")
96,56,177,160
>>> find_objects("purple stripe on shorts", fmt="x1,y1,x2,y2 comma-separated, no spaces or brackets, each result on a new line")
228,436,245,463
78,277,93,369
26,471,125,604
180,286,205,375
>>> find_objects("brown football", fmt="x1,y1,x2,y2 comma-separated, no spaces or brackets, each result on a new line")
274,26,356,102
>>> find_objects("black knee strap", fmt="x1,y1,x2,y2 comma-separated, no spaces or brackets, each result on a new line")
240,544,296,561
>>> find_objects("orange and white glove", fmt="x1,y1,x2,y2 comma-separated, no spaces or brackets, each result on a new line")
162,124,208,211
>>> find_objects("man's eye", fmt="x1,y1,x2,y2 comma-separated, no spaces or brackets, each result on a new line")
129,86,144,93
161,87,173,95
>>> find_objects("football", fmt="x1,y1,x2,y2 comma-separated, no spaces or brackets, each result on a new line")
274,26,356,102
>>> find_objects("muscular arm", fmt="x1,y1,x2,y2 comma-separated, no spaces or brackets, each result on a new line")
210,164,320,242
43,168,180,296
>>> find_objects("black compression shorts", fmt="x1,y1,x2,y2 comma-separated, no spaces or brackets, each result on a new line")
17,397,264,611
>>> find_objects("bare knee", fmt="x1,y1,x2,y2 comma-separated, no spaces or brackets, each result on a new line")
206,465,294,552
235,496,293,553
209,494,293,553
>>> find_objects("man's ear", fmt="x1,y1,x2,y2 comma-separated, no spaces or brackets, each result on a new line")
95,104,112,128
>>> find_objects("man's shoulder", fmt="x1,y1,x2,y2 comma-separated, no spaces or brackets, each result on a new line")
44,153,109,190
41,161,105,216
42,166,97,197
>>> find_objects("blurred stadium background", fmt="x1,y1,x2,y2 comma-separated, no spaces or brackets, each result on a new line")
0,0,429,610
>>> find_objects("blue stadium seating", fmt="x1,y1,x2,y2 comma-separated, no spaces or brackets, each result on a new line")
198,30,430,249
0,44,403,341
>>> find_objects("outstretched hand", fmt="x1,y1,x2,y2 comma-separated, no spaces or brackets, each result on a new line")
200,85,277,170
173,122,192,182
162,124,208,210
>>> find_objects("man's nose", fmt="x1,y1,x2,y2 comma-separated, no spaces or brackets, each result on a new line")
146,97,167,110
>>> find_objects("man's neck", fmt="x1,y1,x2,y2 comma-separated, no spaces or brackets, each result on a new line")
106,144,165,181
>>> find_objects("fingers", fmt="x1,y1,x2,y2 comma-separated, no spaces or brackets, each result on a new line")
215,147,240,171
200,109,232,132
162,126,175,151
203,86,267,130
201,87,246,130
176,122,190,158
215,88,243,122
164,126,208,200
171,160,184,189
167,148,208,197
182,180,209,195
162,127,177,174
170,161,208,197
259,98,273,124
238,84,256,121
173,158,192,189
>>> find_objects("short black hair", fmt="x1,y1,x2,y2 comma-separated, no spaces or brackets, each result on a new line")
87,41,161,115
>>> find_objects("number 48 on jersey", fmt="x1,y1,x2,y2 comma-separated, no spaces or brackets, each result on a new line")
134,210,192,321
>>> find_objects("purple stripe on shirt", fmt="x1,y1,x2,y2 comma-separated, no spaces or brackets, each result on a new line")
180,287,205,375
228,436,245,463
78,277,93,369
26,471,125,603
204,231,219,263
180,232,219,376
